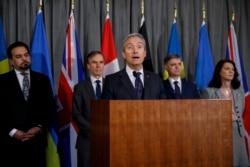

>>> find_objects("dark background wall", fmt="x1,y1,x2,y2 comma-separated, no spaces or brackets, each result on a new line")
0,0,249,90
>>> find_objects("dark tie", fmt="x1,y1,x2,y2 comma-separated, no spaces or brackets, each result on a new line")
21,72,29,101
174,81,181,99
133,71,143,99
95,80,101,99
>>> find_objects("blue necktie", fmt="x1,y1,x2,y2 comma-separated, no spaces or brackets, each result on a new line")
95,80,101,99
174,81,181,99
133,71,143,99
22,72,29,101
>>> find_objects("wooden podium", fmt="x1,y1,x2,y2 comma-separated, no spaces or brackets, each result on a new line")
90,100,233,167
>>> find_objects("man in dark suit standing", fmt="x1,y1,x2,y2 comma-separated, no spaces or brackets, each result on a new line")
163,55,199,99
0,41,54,167
72,51,105,167
101,33,166,99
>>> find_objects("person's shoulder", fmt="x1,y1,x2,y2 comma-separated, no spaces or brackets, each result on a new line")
105,69,125,79
31,70,51,82
31,70,47,77
234,87,244,94
74,78,91,87
0,71,11,77
144,69,161,79
202,87,219,95
203,87,215,91
0,70,14,80
182,79,197,86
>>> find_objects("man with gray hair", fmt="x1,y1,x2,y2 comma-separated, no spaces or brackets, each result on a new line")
101,33,166,99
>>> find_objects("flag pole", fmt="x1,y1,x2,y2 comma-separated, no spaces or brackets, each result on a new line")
202,2,206,20
106,0,109,14
231,6,235,22
141,0,144,16
174,1,177,19
39,0,42,10
71,0,75,11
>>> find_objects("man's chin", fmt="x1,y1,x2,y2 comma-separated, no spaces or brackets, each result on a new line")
20,65,30,71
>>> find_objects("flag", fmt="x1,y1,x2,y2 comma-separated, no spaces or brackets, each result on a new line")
101,13,120,77
0,18,9,74
226,22,250,159
57,10,86,167
138,15,154,72
163,18,184,80
30,9,60,167
194,20,214,93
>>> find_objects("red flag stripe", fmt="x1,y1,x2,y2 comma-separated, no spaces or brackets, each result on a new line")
101,13,120,77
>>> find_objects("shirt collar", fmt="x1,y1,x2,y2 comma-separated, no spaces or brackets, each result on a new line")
90,75,102,84
169,77,181,84
125,65,144,77
14,69,30,76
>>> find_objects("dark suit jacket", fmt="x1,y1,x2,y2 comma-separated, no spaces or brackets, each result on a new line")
72,78,97,151
0,70,54,166
163,78,200,99
101,68,166,99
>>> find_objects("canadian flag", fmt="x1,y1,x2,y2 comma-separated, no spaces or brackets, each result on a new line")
101,13,120,77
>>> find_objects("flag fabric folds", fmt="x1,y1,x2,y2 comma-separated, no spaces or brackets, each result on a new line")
101,13,120,77
164,18,185,80
30,9,60,167
57,10,86,167
226,22,250,159
138,15,154,72
194,20,214,93
0,18,9,74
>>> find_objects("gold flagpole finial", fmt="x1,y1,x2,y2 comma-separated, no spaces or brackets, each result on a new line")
39,0,42,10
106,0,110,13
141,0,144,15
232,6,235,22
202,2,206,20
174,1,177,18
71,0,75,11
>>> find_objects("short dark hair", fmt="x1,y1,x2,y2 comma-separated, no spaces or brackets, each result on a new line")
86,51,104,64
163,54,181,65
7,41,30,59
208,59,240,89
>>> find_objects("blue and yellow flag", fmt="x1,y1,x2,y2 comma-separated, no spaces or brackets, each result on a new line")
0,18,9,74
30,9,60,167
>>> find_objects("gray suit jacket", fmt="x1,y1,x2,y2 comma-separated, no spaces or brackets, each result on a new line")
72,78,97,150
202,87,246,136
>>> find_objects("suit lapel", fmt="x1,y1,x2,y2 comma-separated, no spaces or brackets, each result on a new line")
119,69,136,98
86,79,96,98
181,79,190,98
213,88,222,99
143,70,152,98
10,71,25,100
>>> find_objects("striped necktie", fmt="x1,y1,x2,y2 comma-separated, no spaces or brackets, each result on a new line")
21,72,29,101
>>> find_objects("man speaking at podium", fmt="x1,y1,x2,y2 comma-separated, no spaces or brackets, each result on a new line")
101,33,165,100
